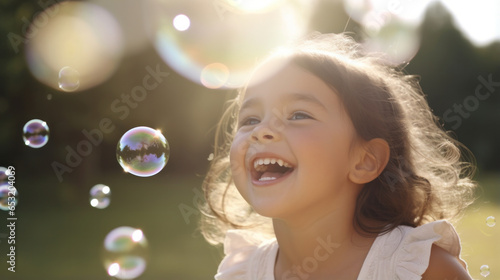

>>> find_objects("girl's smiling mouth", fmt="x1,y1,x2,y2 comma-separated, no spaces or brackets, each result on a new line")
249,155,295,186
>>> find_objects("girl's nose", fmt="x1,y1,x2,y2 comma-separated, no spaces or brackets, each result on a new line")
251,122,281,143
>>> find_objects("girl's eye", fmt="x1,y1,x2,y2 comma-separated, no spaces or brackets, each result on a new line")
290,112,312,120
240,117,260,127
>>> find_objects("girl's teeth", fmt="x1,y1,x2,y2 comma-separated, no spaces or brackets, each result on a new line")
252,157,293,169
259,177,276,181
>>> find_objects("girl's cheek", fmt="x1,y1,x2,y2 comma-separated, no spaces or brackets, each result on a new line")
230,133,249,179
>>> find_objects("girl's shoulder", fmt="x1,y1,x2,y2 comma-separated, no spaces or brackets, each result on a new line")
215,230,278,280
358,220,468,280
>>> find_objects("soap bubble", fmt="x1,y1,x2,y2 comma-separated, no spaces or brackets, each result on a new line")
23,119,49,148
58,66,80,92
486,216,496,227
90,184,111,209
362,19,420,65
0,183,17,211
103,226,148,279
25,1,123,92
342,0,426,65
116,127,169,177
145,0,312,88
480,264,490,277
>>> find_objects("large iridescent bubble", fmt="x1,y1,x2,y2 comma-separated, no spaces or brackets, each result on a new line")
23,119,50,148
103,226,148,279
144,0,313,89
116,127,169,177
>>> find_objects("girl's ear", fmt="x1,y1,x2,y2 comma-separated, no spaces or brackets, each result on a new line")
348,138,390,185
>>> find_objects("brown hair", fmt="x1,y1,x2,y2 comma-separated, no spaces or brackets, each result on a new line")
200,33,477,245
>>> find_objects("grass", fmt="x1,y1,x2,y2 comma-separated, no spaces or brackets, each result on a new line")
456,172,500,279
458,203,500,279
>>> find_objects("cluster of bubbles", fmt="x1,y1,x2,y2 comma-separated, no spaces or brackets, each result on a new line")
19,119,165,278
85,126,168,279
22,119,49,148
116,127,170,177
99,126,168,279
103,226,148,279
0,167,17,211
19,121,165,279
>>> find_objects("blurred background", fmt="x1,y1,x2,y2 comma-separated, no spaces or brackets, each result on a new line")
0,0,499,279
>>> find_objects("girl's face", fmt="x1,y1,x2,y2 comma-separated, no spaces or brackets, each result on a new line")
230,62,361,220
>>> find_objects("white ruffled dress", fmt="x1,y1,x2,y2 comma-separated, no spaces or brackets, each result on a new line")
215,220,466,280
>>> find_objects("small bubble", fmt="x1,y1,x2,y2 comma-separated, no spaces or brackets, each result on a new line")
486,216,496,227
23,119,49,148
116,127,170,177
103,226,148,279
89,184,111,209
207,153,214,161
480,264,490,277
47,94,53,100
0,184,17,211
173,14,190,31
58,66,80,92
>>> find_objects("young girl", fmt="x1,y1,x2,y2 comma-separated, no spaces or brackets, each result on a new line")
201,33,476,279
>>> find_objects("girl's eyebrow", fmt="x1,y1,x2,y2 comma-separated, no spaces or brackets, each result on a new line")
239,92,327,112
239,97,261,113
285,92,327,111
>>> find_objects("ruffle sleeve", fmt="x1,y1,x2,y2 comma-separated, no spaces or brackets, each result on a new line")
215,230,277,280
358,220,466,280
393,220,466,279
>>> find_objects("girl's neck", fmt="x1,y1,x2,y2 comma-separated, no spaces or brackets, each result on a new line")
272,197,375,279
